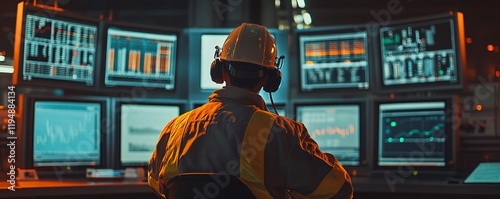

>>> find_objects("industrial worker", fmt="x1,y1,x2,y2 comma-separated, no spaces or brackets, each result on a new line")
148,23,353,199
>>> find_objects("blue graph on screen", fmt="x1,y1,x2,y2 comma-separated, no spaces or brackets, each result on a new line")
33,101,101,166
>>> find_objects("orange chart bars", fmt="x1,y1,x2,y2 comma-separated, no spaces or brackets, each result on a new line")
104,27,177,89
299,31,370,90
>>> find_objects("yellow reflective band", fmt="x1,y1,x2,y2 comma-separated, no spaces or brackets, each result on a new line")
240,111,277,199
148,175,165,199
292,162,347,198
160,112,193,183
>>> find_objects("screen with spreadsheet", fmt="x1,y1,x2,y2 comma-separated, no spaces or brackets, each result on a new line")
13,3,100,89
295,104,361,166
104,27,177,89
378,12,466,92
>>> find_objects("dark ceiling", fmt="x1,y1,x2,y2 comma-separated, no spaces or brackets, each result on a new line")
1,0,499,78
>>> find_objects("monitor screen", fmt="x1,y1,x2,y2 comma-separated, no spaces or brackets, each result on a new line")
200,34,227,90
379,13,465,91
299,31,370,91
33,101,101,166
295,104,361,166
119,103,180,166
377,101,449,167
14,3,99,89
105,27,177,89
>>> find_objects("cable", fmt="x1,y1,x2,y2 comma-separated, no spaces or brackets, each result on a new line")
268,92,279,116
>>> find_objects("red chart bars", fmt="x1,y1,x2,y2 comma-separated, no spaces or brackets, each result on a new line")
22,14,97,85
105,28,177,89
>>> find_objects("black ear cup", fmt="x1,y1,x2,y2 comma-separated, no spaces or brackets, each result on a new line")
210,59,224,84
263,69,281,92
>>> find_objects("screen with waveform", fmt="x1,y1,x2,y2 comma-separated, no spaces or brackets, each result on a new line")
298,30,370,91
14,3,99,89
33,101,101,166
105,27,177,89
296,104,360,166
119,104,180,166
377,101,448,167
378,12,466,92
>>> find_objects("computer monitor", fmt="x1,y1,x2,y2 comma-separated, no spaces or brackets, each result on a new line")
378,12,466,92
297,26,372,92
374,98,456,171
295,103,363,166
13,3,99,90
103,22,178,91
20,94,109,177
115,100,183,167
200,34,227,90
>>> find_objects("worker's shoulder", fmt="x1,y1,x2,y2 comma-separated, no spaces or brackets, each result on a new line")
253,110,305,131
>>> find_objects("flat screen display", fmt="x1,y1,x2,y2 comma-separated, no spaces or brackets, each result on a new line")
380,18,460,87
377,101,448,166
33,101,101,166
299,32,370,91
20,14,97,86
119,104,180,165
296,104,361,166
105,28,177,89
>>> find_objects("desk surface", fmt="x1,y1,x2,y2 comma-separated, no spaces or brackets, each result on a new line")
0,180,152,198
1,177,500,199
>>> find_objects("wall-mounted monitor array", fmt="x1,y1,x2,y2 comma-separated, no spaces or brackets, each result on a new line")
374,97,456,172
13,3,99,90
298,31,370,91
104,26,177,90
116,100,181,167
295,103,363,166
14,2,180,93
378,12,466,92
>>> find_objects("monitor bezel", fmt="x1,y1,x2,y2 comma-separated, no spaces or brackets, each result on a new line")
20,94,110,178
112,97,187,169
292,99,368,168
375,12,467,93
372,96,458,174
97,20,182,97
13,3,102,92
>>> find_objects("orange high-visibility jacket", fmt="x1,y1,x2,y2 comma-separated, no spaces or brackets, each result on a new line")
148,86,353,199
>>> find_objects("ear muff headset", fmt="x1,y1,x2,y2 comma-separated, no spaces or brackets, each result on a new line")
263,68,281,93
263,55,285,92
210,45,285,93
210,46,224,84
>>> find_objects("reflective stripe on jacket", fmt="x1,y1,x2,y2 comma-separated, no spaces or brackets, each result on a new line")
148,86,353,199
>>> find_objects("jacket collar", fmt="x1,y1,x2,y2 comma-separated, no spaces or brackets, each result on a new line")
208,86,268,111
